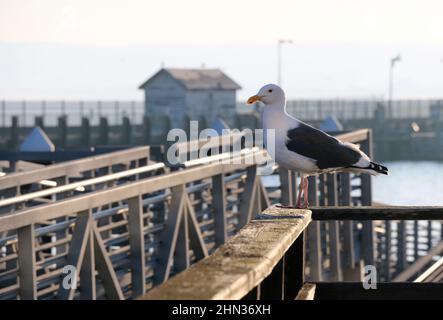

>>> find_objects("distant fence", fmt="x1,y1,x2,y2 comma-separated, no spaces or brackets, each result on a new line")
238,98,443,120
0,100,144,127
3,98,443,128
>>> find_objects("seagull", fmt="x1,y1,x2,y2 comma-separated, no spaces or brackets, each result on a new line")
247,84,388,209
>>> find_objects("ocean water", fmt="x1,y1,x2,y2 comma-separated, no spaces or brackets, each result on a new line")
262,161,443,206
373,161,443,206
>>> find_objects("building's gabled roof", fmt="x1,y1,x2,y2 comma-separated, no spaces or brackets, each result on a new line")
139,68,242,90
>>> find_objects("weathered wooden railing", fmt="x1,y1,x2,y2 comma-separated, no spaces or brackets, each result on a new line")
140,206,311,300
4,127,435,299
0,146,152,212
0,148,269,299
141,205,443,300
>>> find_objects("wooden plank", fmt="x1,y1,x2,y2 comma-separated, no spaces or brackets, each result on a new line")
175,207,189,272
334,129,369,144
212,174,227,247
139,206,311,300
414,256,443,282
311,206,443,220
238,166,258,228
57,210,91,300
127,195,146,296
80,223,96,300
17,224,37,300
92,224,124,300
154,185,186,285
393,241,443,282
295,283,316,300
257,178,271,210
314,282,443,300
185,196,209,260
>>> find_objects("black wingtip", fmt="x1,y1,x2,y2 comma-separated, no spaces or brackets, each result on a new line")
370,162,388,175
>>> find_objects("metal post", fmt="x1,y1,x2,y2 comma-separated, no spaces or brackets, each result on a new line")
327,173,342,281
307,176,322,281
360,130,375,266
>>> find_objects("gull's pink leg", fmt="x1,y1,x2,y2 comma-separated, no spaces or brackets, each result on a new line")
302,176,309,208
296,178,304,209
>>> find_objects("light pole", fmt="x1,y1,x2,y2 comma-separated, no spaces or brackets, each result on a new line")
277,39,293,86
388,54,401,118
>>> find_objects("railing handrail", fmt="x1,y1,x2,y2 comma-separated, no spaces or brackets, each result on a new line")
0,148,267,233
139,206,311,300
414,255,443,283
334,128,370,143
171,131,246,156
0,146,150,190
0,162,165,208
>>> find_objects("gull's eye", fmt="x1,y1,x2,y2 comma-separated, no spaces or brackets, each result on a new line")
268,89,273,93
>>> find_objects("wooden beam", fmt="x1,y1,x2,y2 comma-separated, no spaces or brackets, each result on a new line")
314,282,443,300
185,196,208,261
393,241,443,282
57,210,91,300
238,166,258,228
311,206,443,220
295,283,316,300
139,206,311,300
79,221,96,300
154,185,186,285
212,174,227,247
127,195,146,296
92,224,124,300
17,224,37,300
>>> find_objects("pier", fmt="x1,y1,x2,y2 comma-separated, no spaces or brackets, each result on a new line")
1,129,442,299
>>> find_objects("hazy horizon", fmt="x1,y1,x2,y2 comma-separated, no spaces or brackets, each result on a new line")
1,42,443,101
2,0,443,101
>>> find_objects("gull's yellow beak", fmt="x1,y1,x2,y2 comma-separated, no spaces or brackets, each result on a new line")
247,95,263,104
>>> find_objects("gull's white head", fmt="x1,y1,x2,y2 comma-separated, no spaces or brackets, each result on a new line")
247,84,285,106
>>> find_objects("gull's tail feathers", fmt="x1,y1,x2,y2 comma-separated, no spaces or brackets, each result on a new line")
347,162,388,176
